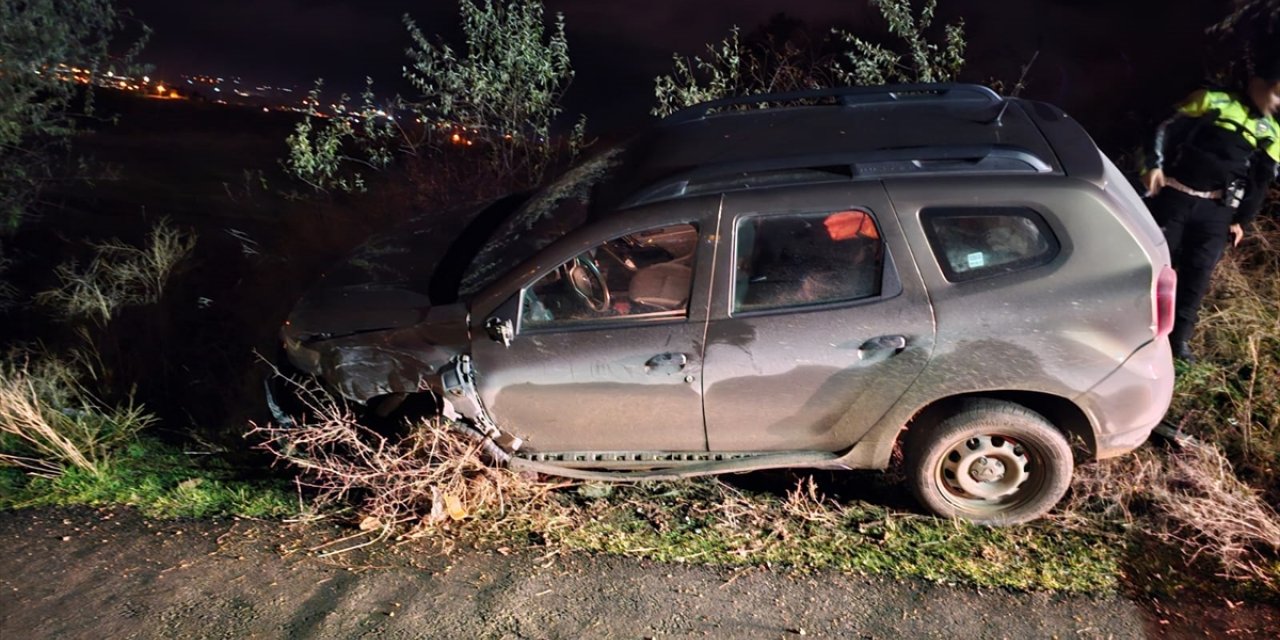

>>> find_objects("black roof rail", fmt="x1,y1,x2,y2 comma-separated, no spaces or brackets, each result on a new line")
660,83,1004,126
620,144,1054,209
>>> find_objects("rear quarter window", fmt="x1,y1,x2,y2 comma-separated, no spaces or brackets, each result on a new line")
922,208,1059,282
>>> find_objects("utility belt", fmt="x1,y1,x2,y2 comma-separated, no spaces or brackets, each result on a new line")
1166,177,1246,209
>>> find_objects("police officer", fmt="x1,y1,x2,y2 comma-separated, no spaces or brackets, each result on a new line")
1142,57,1280,362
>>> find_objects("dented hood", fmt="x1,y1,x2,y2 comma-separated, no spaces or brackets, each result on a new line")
285,192,532,340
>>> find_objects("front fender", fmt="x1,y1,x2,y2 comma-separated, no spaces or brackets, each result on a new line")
313,326,462,403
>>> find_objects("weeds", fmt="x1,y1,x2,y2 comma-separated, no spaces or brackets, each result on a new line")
535,477,1118,592
1151,444,1280,589
0,353,153,476
1176,214,1280,493
1065,443,1280,594
251,380,1119,588
35,217,197,325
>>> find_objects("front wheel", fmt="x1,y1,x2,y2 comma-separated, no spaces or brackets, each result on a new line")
905,399,1073,525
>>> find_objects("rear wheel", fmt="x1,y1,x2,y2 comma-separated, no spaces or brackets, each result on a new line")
905,399,1072,525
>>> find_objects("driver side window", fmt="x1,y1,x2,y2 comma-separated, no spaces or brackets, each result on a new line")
521,223,698,329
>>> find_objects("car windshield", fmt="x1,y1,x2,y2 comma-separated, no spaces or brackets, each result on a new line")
458,146,627,296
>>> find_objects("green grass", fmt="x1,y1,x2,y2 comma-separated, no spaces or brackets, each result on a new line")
487,479,1122,593
0,438,296,519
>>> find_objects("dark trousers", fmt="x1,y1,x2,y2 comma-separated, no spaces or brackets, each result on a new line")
1147,190,1233,348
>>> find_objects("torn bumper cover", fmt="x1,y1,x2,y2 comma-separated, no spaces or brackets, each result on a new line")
280,319,461,405
441,355,522,453
281,328,522,455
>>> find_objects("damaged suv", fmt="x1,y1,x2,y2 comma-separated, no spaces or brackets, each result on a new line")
279,84,1176,524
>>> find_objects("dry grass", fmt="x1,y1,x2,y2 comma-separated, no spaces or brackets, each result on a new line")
0,354,154,477
1181,214,1280,489
35,218,197,325
1064,441,1280,591
1152,443,1280,588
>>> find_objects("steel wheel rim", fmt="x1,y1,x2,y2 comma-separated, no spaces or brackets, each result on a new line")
935,433,1042,515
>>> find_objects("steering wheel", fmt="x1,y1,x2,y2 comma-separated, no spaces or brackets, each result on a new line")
564,255,611,312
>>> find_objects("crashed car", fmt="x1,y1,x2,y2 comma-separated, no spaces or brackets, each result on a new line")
279,83,1176,524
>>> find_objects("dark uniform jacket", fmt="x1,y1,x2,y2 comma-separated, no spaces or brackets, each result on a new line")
1145,89,1280,227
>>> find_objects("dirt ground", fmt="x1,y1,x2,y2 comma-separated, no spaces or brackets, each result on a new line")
2,507,1274,639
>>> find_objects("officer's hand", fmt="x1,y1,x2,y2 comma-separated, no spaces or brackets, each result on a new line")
1229,223,1244,247
1140,169,1166,197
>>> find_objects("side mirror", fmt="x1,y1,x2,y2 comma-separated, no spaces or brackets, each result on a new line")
485,317,513,347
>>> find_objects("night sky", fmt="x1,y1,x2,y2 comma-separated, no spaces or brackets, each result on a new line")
117,0,1239,147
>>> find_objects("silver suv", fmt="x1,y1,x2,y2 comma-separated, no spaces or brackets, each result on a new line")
280,84,1176,524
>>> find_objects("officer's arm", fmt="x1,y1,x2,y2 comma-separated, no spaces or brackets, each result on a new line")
1144,90,1215,172
1233,152,1278,228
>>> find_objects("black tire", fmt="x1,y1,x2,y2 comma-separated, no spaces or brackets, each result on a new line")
905,399,1073,525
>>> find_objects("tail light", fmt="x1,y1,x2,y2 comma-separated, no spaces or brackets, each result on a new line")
1153,265,1176,339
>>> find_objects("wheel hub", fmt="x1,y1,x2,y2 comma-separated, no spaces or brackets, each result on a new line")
968,456,1006,483
940,435,1032,502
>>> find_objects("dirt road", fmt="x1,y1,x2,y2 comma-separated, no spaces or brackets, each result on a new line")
0,507,1270,639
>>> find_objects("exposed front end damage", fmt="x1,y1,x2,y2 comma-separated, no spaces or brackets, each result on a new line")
440,355,521,455
282,303,471,404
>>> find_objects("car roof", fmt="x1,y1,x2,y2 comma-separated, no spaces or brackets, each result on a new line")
606,84,1083,209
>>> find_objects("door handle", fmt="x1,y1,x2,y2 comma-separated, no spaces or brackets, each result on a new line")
859,334,907,352
645,352,688,372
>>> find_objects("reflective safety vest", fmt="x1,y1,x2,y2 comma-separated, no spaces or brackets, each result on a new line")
1177,90,1280,163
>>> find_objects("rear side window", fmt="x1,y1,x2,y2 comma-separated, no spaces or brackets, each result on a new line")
734,209,884,313
922,208,1058,282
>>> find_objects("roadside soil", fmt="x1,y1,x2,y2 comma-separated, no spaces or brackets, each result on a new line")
2,507,1275,639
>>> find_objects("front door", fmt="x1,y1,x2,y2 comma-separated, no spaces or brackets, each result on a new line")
471,220,712,453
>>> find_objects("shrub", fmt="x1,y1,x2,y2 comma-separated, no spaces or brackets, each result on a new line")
0,353,154,477
404,0,580,186
0,0,147,230
282,79,394,195
832,0,965,86
285,0,585,198
652,0,966,117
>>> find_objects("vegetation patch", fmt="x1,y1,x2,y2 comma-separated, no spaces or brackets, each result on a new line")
530,479,1119,592
0,438,294,519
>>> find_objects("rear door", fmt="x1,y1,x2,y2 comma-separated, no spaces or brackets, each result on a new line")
701,183,936,452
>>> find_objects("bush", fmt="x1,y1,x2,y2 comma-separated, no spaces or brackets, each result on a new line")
652,0,966,117
0,353,153,477
404,0,580,186
285,0,585,199
832,0,965,86
283,79,393,195
0,0,146,230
